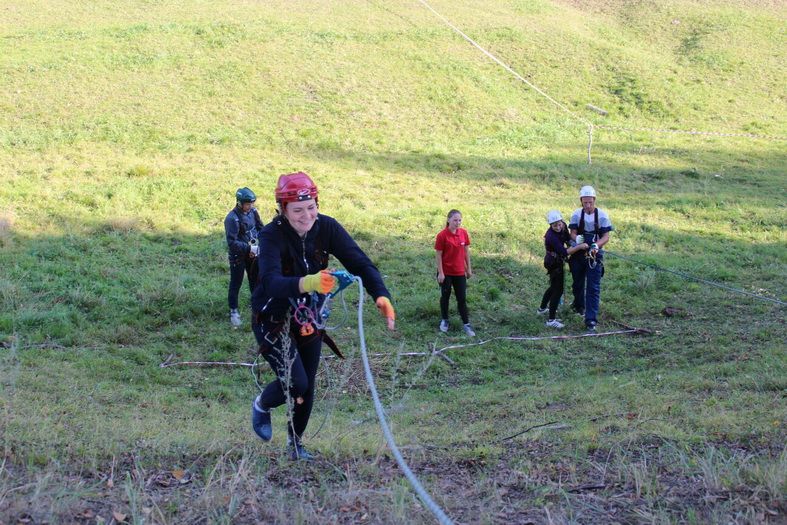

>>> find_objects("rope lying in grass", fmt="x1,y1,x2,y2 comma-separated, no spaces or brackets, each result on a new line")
604,250,786,306
353,276,454,525
159,355,254,368
434,328,650,356
158,329,648,369
158,351,444,369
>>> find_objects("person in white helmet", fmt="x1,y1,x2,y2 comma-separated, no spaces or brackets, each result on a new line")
538,211,589,329
568,186,613,332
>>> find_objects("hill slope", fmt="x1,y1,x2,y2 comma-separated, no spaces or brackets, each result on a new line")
1,1,785,523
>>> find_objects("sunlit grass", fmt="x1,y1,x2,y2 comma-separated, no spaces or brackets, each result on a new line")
1,0,785,522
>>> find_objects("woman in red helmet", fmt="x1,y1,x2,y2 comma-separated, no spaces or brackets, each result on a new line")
249,172,396,460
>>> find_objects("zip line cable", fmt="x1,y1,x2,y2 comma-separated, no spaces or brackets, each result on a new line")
412,0,787,161
354,276,454,525
414,0,596,163
604,250,786,306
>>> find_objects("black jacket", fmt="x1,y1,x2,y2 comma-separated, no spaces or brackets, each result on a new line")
224,206,263,258
251,213,391,317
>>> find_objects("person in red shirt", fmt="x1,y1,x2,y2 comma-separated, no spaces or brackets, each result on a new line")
435,209,475,336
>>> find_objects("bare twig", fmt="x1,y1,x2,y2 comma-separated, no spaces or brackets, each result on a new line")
567,483,607,493
17,342,67,350
436,352,456,366
608,319,655,334
496,421,568,443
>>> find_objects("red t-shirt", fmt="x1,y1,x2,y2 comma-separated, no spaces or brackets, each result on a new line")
434,227,471,276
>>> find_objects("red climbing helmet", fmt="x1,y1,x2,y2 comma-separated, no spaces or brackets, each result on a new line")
275,171,318,204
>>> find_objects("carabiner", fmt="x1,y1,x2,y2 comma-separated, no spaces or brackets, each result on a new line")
316,270,357,328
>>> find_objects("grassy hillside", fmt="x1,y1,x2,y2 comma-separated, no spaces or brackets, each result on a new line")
1,0,785,523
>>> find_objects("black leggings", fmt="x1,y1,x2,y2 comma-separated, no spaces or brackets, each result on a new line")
540,265,564,319
252,319,322,442
440,275,469,324
228,255,258,310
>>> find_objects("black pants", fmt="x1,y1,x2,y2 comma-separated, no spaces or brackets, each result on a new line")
540,265,564,319
252,318,322,442
440,275,469,324
228,255,257,310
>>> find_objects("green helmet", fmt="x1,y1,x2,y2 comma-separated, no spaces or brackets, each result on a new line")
235,187,256,205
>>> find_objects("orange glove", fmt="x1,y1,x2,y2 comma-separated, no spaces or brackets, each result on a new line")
302,271,336,294
375,297,396,330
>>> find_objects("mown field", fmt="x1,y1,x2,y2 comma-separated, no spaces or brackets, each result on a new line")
1,0,785,523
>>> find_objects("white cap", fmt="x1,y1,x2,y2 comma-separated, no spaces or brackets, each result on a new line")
579,185,597,198
546,210,563,224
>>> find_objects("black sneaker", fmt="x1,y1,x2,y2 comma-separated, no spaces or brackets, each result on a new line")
571,305,585,317
586,323,597,333
251,397,272,442
288,439,315,461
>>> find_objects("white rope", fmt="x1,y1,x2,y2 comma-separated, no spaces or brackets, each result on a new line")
604,251,786,306
354,276,454,525
412,0,786,159
596,124,787,142
413,0,594,141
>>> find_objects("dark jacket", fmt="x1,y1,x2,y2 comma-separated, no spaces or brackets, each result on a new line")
544,226,571,269
252,213,391,317
224,206,264,258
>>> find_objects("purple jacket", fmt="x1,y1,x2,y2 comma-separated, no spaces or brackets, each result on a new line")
543,226,571,269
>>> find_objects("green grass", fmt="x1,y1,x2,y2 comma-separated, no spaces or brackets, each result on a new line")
1,0,785,523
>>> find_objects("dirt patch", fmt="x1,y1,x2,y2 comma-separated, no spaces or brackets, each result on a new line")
2,440,784,524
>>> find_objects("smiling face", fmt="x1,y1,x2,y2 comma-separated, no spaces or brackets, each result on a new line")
581,196,596,214
447,212,462,231
283,198,318,236
550,220,564,233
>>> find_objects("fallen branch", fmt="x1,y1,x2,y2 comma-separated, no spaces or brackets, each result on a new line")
159,354,254,369
609,319,656,334
435,328,650,357
496,421,569,443
160,350,440,369
17,342,67,350
567,483,607,493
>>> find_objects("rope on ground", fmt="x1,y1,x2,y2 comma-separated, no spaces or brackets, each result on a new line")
159,329,649,369
354,276,454,525
434,328,650,356
604,250,786,306
159,355,254,368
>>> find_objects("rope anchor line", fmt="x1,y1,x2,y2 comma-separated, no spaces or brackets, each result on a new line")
604,250,786,306
413,0,787,167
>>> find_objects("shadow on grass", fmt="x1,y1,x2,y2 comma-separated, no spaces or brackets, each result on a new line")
1,221,784,524
1,218,782,364
290,140,787,197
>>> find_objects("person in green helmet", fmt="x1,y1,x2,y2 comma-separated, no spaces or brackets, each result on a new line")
224,187,264,328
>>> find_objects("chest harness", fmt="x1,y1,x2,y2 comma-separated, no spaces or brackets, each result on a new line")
578,209,601,269
232,207,262,252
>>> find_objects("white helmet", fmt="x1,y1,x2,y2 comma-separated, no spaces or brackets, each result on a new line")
579,185,597,199
546,210,563,224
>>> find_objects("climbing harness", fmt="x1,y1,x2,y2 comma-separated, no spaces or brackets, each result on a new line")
576,209,602,270
586,243,600,269
289,270,356,332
